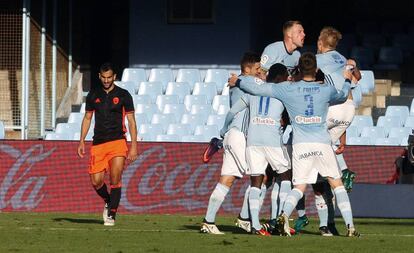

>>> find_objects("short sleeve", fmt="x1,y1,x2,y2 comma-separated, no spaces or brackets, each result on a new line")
85,92,95,112
123,92,135,113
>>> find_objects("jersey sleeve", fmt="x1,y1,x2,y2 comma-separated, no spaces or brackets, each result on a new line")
329,81,351,105
124,92,135,113
261,44,277,71
220,96,249,137
85,92,95,112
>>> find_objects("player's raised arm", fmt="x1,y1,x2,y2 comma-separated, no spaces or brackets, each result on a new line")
220,95,249,138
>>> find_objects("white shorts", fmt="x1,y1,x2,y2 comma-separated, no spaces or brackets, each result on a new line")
327,99,355,144
292,143,341,185
221,128,247,178
245,146,289,176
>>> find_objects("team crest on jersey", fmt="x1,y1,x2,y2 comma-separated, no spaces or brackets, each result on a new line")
113,97,119,105
254,78,264,85
94,98,101,103
261,55,269,65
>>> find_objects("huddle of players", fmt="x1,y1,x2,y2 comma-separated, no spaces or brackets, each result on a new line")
201,21,361,237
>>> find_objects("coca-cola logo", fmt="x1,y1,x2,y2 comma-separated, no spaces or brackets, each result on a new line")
0,144,55,210
121,145,251,212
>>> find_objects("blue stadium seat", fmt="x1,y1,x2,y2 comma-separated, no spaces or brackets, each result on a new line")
388,127,412,141
134,112,150,125
121,68,147,83
67,112,84,125
139,123,164,136
374,137,401,146
351,85,363,107
410,99,414,116
155,134,180,142
181,134,207,143
80,102,86,113
151,113,176,132
358,70,375,94
204,69,229,94
346,125,360,138
176,68,201,91
55,123,79,138
212,95,230,112
183,94,208,111
135,103,159,120
216,104,230,115
73,130,93,141
347,136,372,145
115,81,138,95
148,68,174,92
194,125,220,139
132,94,152,106
376,116,403,131
138,132,156,142
190,104,213,116
166,123,191,137
404,116,414,128
350,115,374,127
206,114,225,129
192,82,217,104
181,114,207,133
155,94,180,112
163,103,187,122
385,106,409,123
360,126,386,138
138,81,163,103
165,82,191,103
0,121,4,139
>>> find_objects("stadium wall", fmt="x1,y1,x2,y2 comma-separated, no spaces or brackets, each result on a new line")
129,0,251,65
1,140,412,218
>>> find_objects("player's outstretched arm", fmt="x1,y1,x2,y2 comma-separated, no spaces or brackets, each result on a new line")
228,75,287,100
220,96,248,138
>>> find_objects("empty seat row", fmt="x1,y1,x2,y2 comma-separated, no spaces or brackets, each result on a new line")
121,68,231,94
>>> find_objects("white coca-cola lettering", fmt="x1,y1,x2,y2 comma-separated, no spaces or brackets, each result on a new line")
0,144,55,210
121,146,247,212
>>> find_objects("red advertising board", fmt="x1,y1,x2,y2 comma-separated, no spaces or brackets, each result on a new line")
0,140,403,216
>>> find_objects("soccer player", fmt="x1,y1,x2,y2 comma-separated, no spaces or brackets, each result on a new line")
77,63,138,226
260,20,305,78
260,20,307,232
228,52,360,237
200,52,261,235
315,26,362,235
221,63,291,236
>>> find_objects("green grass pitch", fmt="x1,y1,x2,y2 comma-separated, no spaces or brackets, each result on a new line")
1,212,413,253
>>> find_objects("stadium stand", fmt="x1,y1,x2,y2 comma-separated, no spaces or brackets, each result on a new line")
0,120,4,139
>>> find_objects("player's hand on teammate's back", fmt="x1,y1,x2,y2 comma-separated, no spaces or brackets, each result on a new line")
227,74,239,87
77,141,86,158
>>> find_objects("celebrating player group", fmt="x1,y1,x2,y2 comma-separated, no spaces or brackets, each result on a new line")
201,21,361,237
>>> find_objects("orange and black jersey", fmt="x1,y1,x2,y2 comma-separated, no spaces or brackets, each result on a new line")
85,85,134,145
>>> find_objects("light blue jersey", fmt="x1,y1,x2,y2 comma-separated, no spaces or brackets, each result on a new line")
228,86,249,135
316,50,347,90
261,41,300,74
237,76,351,145
222,94,284,147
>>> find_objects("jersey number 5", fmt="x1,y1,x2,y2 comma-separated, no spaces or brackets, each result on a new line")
304,95,314,116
